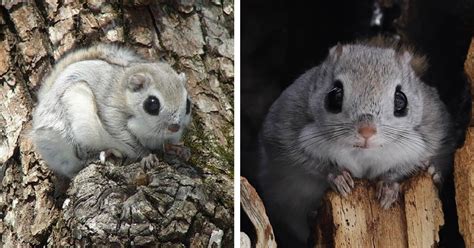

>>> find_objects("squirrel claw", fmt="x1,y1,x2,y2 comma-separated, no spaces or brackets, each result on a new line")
164,143,191,161
328,170,354,197
419,160,432,170
140,153,160,170
427,165,442,184
376,181,400,209
99,151,107,164
419,160,442,184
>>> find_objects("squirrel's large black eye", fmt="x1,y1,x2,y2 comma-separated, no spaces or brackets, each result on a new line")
394,86,408,117
186,99,191,114
143,96,160,115
325,80,344,113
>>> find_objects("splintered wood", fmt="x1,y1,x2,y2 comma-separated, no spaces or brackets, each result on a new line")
314,173,443,248
454,127,474,248
240,177,277,248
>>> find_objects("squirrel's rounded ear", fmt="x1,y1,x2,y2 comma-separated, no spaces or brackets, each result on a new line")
127,73,150,91
396,50,412,65
178,72,187,86
329,43,343,61
396,50,428,77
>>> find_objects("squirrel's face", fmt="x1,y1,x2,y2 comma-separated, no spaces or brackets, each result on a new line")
303,44,444,165
124,63,191,150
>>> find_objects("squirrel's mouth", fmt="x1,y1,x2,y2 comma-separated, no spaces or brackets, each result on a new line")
353,144,370,149
352,142,383,149
353,139,370,149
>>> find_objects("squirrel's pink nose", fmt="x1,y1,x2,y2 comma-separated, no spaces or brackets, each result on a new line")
168,124,180,133
358,125,376,139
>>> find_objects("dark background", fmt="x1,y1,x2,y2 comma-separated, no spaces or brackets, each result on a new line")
241,0,474,247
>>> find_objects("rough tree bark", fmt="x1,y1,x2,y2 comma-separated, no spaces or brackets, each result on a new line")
0,1,233,247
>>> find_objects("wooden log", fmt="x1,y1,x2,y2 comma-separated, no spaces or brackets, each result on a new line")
314,173,443,248
240,177,277,248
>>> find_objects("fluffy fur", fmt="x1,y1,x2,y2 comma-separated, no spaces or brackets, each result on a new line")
32,44,191,178
259,38,455,246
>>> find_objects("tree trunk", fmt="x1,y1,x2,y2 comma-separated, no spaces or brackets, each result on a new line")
0,1,234,246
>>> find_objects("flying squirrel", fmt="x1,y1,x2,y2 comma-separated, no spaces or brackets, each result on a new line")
258,36,456,246
31,44,192,178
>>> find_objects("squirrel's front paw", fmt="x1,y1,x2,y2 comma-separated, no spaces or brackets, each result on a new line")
164,143,191,161
327,169,354,197
420,160,442,184
376,181,400,209
140,153,160,170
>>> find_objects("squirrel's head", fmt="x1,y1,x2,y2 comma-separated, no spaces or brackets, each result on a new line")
301,38,448,166
123,63,191,151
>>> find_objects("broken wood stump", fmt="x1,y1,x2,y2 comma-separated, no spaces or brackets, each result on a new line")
314,173,444,248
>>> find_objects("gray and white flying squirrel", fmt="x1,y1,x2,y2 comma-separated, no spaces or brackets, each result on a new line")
31,44,192,178
258,37,456,246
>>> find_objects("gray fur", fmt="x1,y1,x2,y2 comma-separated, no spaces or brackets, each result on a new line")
31,44,191,178
259,41,454,244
